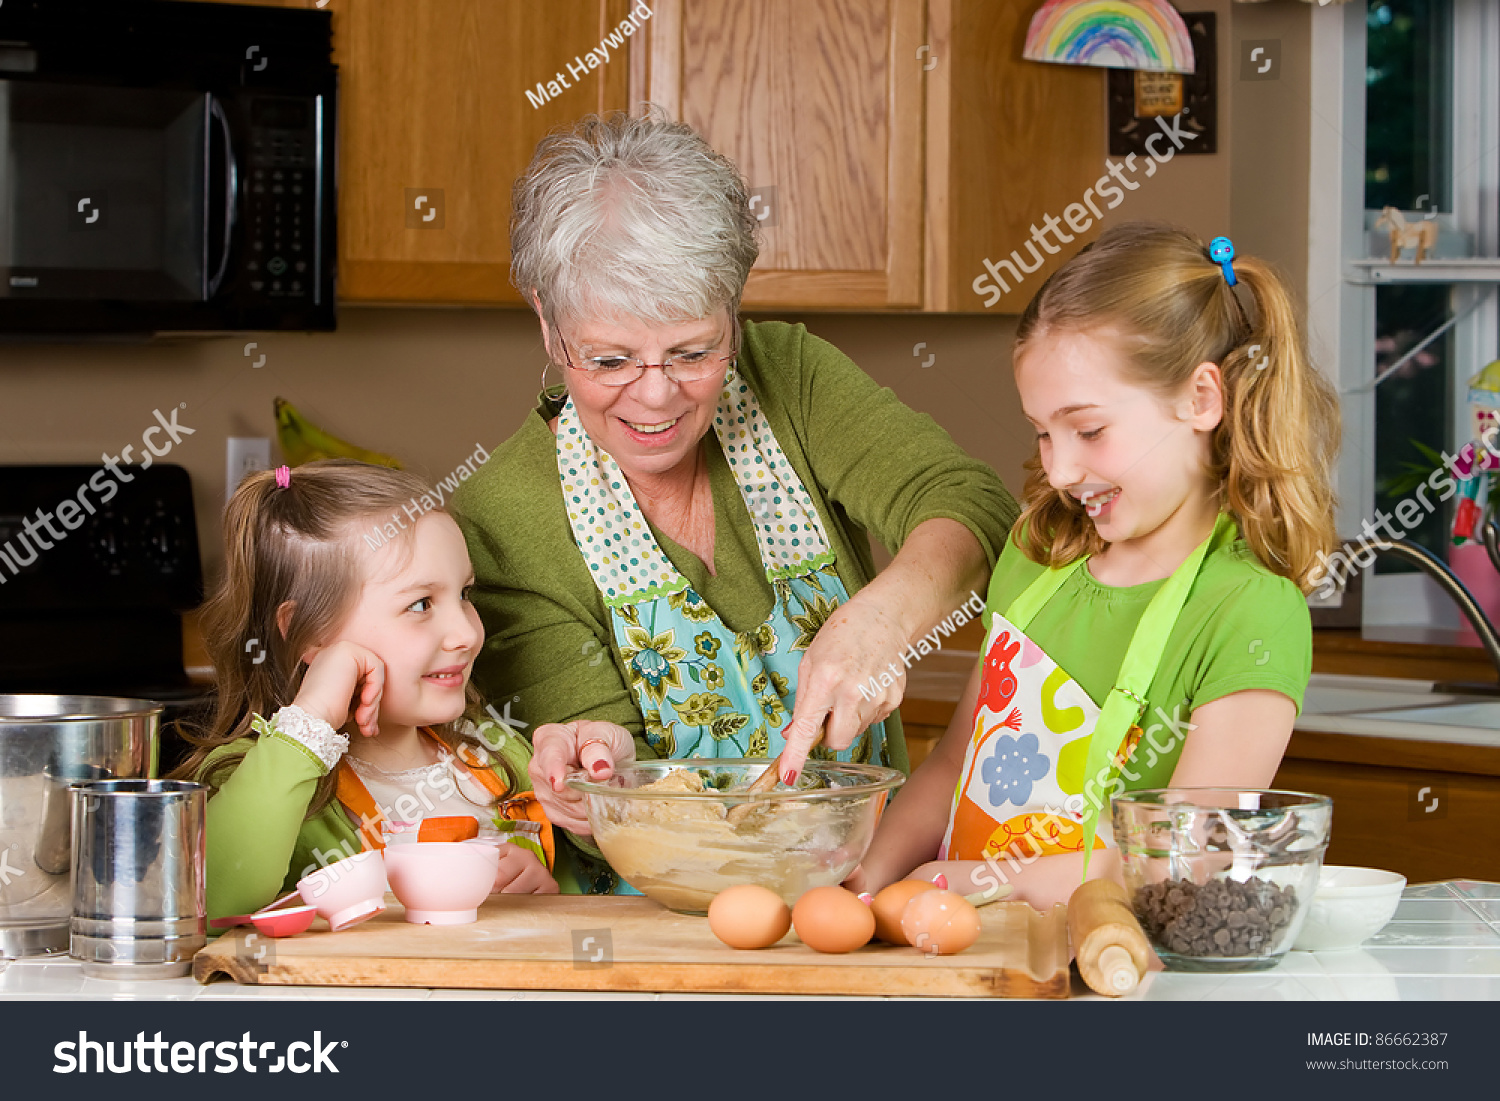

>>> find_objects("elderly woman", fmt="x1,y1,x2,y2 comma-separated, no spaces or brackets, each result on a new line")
453,112,1018,894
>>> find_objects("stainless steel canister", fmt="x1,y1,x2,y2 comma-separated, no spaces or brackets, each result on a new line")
69,779,206,980
0,695,158,958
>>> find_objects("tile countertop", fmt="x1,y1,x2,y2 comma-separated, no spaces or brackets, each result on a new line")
2,881,1498,1002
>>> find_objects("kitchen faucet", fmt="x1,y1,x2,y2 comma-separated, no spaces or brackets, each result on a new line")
1374,497,1500,682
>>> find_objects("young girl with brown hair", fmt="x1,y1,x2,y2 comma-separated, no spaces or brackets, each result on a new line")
854,222,1339,910
174,459,556,924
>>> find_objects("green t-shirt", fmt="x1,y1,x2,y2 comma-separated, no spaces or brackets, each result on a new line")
981,517,1312,790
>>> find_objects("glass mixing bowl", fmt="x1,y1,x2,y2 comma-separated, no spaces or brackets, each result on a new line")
566,759,904,914
1112,789,1332,972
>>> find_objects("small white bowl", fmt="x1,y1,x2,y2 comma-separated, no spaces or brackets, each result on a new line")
1292,865,1406,951
384,840,499,925
297,850,389,932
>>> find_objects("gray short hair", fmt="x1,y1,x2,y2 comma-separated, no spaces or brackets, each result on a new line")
510,109,760,328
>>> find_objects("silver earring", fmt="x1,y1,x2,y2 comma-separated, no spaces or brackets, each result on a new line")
541,361,562,393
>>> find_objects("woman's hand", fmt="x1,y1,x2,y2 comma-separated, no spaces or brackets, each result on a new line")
778,517,990,783
292,640,386,740
527,720,636,835
491,844,559,895
778,595,906,783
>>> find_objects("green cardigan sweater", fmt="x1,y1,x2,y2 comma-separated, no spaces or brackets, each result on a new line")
452,319,1019,890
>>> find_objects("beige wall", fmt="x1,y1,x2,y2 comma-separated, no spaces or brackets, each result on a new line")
0,0,1313,585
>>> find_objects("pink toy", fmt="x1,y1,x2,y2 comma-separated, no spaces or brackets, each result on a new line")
297,850,389,931
384,840,500,925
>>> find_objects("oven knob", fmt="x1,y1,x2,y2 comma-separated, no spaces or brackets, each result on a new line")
89,512,131,575
141,509,182,573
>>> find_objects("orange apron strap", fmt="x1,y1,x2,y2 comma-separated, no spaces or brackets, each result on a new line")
493,790,557,871
335,762,387,852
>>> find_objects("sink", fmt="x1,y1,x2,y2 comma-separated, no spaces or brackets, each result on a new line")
1342,700,1500,731
1296,674,1500,746
1302,679,1461,715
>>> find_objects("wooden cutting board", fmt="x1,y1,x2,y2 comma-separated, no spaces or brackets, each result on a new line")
195,894,1071,998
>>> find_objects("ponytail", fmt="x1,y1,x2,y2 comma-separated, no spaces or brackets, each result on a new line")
1011,222,1339,591
1214,256,1339,590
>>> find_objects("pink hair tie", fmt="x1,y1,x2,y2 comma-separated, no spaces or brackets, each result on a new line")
274,465,291,489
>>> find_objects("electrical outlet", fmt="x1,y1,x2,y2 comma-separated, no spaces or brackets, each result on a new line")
227,437,271,502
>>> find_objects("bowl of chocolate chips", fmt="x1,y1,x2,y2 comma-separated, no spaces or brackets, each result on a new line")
1112,789,1332,972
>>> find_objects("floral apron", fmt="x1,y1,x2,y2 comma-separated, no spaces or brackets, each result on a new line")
557,370,889,772
940,513,1228,875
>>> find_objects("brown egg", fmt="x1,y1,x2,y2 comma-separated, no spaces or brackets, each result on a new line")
792,885,876,954
900,890,981,956
871,879,940,944
708,884,792,950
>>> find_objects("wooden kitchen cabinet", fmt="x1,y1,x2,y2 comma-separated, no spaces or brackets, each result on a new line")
921,0,1106,312
197,0,636,304
321,0,634,304
1273,731,1500,884
641,0,1104,312
215,0,1104,310
639,0,924,309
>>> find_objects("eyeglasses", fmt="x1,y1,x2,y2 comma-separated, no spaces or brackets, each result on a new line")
556,326,739,387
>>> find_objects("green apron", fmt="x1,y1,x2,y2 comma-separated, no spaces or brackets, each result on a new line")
941,513,1230,875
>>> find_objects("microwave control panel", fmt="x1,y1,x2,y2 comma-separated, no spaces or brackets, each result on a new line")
242,97,319,301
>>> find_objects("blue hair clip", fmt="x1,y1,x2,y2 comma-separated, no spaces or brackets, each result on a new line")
1208,236,1237,286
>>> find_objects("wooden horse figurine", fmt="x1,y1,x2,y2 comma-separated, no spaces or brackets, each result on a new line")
1375,206,1439,264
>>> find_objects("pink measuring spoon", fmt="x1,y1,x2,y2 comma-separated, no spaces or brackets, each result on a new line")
210,891,318,937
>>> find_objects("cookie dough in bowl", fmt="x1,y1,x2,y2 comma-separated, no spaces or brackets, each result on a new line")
567,760,903,914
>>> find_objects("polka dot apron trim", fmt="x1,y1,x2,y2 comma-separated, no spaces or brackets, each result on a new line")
556,372,835,608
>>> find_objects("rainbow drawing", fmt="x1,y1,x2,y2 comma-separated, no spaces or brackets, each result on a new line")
1024,0,1196,74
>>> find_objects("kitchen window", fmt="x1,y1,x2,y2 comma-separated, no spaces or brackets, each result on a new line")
1310,0,1500,629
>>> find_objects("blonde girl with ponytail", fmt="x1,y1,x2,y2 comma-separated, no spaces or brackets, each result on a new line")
173,459,557,925
853,222,1339,910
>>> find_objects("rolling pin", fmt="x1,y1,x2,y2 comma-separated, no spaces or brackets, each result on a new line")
1067,878,1153,997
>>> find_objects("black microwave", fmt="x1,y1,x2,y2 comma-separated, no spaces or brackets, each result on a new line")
0,0,336,335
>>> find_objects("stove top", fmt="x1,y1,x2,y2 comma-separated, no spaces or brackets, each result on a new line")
0,462,205,713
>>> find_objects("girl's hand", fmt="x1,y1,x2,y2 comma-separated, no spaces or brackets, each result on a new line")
292,640,386,740
527,720,636,836
840,865,871,896
779,595,906,783
491,843,559,894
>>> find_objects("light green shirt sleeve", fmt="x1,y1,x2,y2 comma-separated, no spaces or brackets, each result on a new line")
1187,567,1313,715
201,728,330,923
